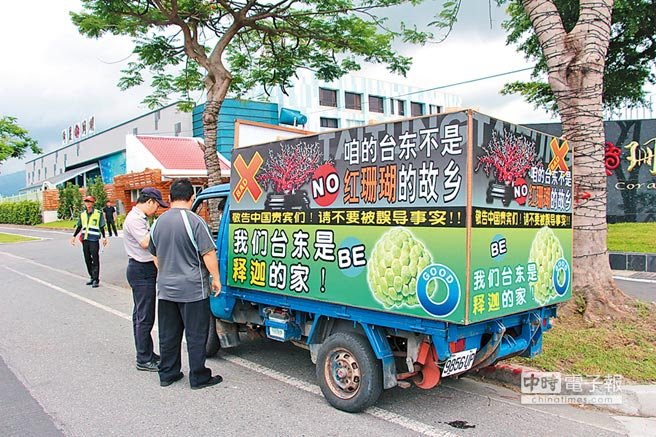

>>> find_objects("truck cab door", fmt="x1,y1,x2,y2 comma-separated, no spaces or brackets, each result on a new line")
192,195,229,286
192,196,227,241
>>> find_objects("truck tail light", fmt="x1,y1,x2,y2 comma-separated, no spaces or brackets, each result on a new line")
449,338,466,353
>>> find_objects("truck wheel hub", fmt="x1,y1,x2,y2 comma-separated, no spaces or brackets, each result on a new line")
325,348,361,399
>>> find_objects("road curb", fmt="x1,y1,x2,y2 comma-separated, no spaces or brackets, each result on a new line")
0,224,73,232
472,363,656,418
473,362,527,387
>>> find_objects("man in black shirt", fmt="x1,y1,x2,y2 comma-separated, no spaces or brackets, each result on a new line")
103,200,118,237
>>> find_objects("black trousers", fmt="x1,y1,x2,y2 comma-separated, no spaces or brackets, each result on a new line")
126,259,157,364
82,240,100,281
158,298,212,387
106,221,118,237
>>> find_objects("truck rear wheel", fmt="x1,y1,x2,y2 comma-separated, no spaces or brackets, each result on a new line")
316,332,382,413
206,314,221,357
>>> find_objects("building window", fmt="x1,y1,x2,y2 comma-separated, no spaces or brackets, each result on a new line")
76,144,80,156
132,127,138,135
60,169,63,174
368,95,384,113
64,154,67,167
44,168,47,178
319,88,338,107
130,189,140,202
174,122,182,137
391,99,405,116
38,169,41,180
346,120,364,128
53,164,56,174
429,104,442,114
345,92,362,110
411,102,424,116
154,110,161,130
320,117,339,129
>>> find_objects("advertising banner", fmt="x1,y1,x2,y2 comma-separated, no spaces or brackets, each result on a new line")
528,119,656,223
228,110,573,324
469,113,573,323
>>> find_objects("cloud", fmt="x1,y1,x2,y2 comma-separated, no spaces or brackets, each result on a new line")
0,0,560,176
0,0,151,173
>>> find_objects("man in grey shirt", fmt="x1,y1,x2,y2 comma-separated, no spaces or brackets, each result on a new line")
123,187,168,372
149,178,222,389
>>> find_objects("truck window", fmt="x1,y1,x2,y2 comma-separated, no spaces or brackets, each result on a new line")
193,197,226,239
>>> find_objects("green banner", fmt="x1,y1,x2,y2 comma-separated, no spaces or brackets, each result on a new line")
468,113,573,322
228,110,573,325
229,111,471,323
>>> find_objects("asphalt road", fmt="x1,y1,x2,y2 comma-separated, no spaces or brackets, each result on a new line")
0,226,654,437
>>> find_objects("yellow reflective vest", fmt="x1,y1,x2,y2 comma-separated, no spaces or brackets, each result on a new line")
80,209,103,241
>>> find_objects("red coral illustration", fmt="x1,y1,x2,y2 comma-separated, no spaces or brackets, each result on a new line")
475,130,537,184
257,142,323,193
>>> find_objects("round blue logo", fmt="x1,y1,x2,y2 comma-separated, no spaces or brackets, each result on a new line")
416,264,461,317
552,258,570,296
339,236,365,278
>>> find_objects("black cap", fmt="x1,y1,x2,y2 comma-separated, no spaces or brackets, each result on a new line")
141,187,169,208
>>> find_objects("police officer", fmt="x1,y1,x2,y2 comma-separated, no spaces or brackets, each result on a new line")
70,195,108,288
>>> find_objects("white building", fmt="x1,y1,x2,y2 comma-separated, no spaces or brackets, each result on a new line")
22,103,192,192
244,70,462,131
22,72,463,194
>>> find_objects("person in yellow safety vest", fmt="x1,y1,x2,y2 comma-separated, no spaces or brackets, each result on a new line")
70,195,108,288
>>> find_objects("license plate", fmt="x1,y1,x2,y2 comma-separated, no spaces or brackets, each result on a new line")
442,348,477,377
268,327,285,339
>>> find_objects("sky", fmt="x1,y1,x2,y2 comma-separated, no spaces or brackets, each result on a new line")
0,0,616,176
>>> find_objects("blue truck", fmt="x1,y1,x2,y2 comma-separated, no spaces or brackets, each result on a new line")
193,110,572,412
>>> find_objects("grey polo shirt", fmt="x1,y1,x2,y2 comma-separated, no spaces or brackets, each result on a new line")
122,206,153,263
148,208,216,302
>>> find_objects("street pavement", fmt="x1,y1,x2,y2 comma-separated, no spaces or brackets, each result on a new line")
0,225,654,437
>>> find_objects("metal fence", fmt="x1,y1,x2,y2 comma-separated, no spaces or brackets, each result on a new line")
0,191,42,204
605,94,654,121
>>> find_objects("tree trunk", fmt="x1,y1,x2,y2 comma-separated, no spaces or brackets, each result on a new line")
202,98,224,188
201,77,232,226
523,0,633,321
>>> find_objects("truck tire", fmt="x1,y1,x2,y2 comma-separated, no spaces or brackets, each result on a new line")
316,332,383,413
206,314,221,358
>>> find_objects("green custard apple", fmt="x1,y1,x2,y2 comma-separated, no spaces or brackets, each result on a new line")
367,227,434,308
528,226,565,305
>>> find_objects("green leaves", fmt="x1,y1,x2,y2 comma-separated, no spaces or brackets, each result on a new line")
501,0,656,111
500,81,558,114
72,0,420,113
0,116,40,164
87,176,108,208
118,62,145,90
428,0,461,42
57,182,83,221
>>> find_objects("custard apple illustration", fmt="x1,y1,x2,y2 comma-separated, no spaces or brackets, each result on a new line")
528,226,564,305
367,227,434,308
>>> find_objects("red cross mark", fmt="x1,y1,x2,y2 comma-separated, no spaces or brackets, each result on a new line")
233,152,264,203
548,138,570,172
